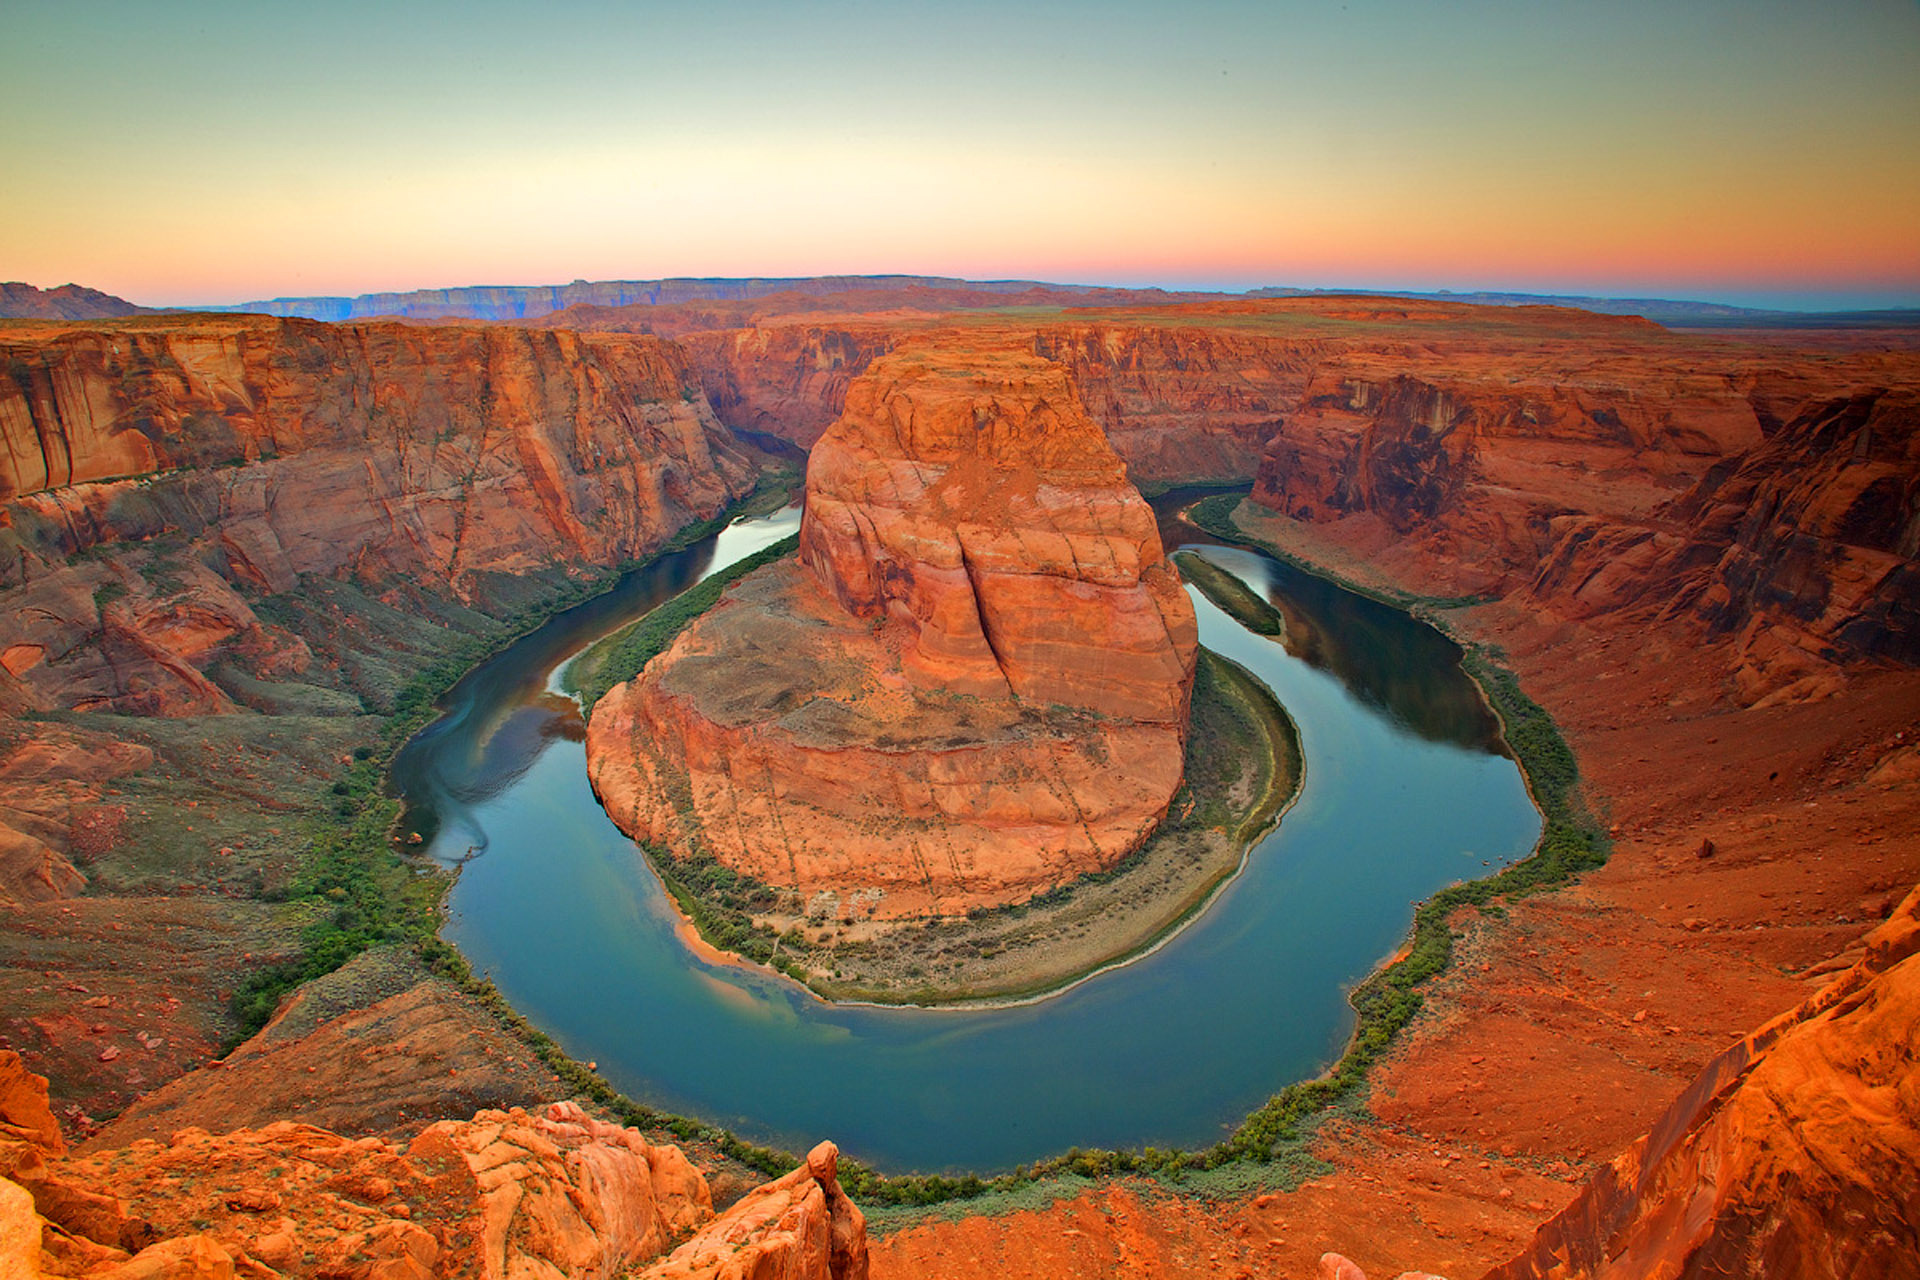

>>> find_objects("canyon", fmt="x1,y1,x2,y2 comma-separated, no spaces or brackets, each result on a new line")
1,285,1916,1278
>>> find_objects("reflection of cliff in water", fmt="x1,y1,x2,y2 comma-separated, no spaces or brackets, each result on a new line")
449,696,587,800
387,503,805,864
1150,492,1503,754
386,541,722,852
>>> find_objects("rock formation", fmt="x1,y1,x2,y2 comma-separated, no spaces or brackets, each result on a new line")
0,316,756,715
0,1049,865,1280
1525,388,1920,704
680,323,898,447
645,1141,868,1280
588,342,1197,918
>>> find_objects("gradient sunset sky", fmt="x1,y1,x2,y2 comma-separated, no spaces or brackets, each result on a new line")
6,0,1917,309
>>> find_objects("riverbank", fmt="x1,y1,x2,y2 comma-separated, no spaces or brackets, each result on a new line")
741,647,1302,1006
1171,549,1286,637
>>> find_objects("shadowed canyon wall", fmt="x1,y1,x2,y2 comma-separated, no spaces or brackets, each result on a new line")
661,297,1917,708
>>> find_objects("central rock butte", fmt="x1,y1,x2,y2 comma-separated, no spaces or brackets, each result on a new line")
587,342,1198,918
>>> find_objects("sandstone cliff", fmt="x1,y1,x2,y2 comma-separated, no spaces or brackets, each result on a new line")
0,316,756,715
680,324,898,447
666,298,1887,498
588,343,1197,918
0,1050,866,1280
1524,388,1919,704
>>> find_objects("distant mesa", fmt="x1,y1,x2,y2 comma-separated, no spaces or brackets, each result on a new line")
212,274,1207,324
0,281,145,321
587,340,1199,918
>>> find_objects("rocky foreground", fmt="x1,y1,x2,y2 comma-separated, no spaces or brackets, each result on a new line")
0,1050,869,1279
588,342,1197,918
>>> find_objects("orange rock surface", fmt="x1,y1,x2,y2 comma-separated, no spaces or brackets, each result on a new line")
0,315,756,715
643,1140,867,1280
1481,887,1920,1279
588,343,1196,917
0,1047,865,1280
6,294,1919,1280
653,298,1913,496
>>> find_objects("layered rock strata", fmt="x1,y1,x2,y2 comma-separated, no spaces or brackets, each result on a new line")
589,344,1197,918
1524,388,1920,703
0,316,756,714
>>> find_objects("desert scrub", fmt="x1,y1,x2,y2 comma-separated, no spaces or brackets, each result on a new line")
226,479,792,1043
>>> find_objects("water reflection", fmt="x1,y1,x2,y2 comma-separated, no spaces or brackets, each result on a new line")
1155,487,1502,753
389,505,802,852
1190,545,1503,753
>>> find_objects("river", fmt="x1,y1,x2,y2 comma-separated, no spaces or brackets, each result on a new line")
392,494,1541,1173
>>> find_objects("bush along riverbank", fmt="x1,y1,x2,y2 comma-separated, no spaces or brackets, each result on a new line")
565,532,800,713
833,495,1609,1205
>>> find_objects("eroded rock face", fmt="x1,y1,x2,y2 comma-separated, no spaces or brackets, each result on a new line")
0,1050,866,1280
1536,389,1919,695
639,1140,867,1280
798,346,1195,721
0,316,756,714
682,324,897,449
1484,885,1920,1280
589,344,1197,918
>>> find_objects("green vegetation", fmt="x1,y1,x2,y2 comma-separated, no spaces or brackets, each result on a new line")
1172,549,1285,636
828,500,1608,1208
566,533,800,712
408,934,800,1181
223,729,444,1036
640,645,1299,1007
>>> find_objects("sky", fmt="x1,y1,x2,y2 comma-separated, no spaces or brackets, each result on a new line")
4,0,1918,310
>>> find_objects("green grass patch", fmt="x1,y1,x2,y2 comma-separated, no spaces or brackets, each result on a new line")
222,480,796,1046
823,499,1607,1210
221,468,1603,1216
566,533,799,712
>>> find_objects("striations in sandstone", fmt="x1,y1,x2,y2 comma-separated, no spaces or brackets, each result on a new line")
588,342,1197,919
0,316,757,716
